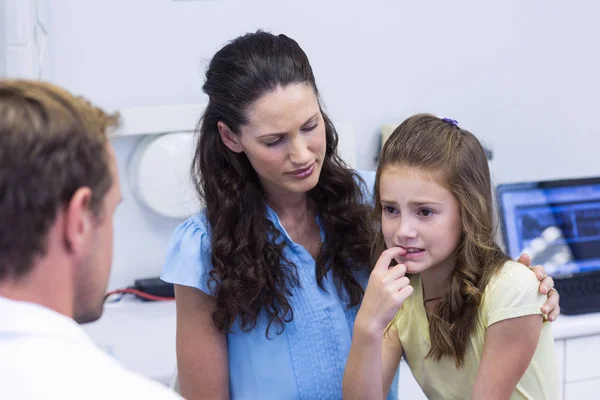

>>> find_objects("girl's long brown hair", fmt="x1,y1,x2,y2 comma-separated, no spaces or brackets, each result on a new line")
373,114,509,367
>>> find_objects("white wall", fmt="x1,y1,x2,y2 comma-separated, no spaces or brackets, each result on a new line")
9,0,600,289
3,0,48,79
0,0,5,76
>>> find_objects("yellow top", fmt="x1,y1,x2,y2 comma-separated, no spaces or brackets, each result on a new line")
394,261,559,400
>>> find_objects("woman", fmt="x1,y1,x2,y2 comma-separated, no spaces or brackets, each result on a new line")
161,31,560,399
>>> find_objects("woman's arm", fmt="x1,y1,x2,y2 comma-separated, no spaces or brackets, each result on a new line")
517,254,560,321
174,284,229,400
471,315,543,400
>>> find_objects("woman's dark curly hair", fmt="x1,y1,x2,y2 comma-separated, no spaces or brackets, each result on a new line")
193,31,373,336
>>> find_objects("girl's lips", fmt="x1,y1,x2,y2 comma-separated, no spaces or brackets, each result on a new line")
399,247,425,259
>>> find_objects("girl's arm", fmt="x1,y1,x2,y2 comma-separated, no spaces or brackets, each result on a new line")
343,324,403,400
343,247,413,400
471,314,543,400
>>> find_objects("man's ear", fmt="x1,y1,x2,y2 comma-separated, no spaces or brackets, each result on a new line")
63,187,94,255
217,122,243,153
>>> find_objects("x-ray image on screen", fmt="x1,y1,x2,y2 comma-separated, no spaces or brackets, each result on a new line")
498,182,600,277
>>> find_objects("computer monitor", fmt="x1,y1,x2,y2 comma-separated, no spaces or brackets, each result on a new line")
496,177,600,278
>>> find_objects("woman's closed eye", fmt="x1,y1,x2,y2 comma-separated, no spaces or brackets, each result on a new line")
264,124,316,147
265,137,284,147
301,123,317,132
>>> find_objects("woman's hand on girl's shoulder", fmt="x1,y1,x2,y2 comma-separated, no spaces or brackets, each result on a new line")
517,253,560,322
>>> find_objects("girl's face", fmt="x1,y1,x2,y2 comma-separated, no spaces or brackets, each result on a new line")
379,165,463,276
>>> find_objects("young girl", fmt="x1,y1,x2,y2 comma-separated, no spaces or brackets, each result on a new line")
343,114,559,400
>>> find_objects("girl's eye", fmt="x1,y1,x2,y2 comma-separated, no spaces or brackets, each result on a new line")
419,208,435,217
383,206,398,215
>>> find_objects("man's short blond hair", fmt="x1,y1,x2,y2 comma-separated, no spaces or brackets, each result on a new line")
0,80,120,280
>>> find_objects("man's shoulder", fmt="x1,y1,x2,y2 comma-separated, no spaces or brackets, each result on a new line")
65,344,182,398
0,336,182,399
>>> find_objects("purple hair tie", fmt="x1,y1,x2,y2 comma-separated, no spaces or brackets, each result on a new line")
442,117,458,126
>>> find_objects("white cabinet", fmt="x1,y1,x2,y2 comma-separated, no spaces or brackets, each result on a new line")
565,336,600,382
398,360,427,400
555,340,565,400
562,335,600,399
82,301,177,386
565,380,600,400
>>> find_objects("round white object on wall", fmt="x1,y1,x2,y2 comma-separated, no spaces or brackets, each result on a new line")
129,132,201,219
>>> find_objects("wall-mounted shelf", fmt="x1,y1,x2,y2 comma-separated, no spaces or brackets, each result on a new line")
113,104,205,138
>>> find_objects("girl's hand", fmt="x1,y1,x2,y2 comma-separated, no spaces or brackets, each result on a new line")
356,247,414,335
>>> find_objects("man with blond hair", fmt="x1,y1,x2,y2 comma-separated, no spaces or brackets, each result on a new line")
0,80,181,399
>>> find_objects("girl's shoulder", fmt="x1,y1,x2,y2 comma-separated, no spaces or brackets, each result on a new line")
482,260,545,327
487,260,540,293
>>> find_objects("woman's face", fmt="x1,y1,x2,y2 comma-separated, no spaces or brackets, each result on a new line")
226,83,327,199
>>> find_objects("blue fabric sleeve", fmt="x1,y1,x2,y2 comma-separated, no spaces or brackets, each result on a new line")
160,212,213,295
